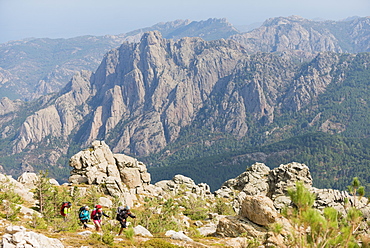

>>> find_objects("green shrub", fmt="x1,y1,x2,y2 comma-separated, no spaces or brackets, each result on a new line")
178,196,209,220
213,198,235,215
124,227,135,241
102,232,114,246
52,215,80,232
284,181,365,247
136,197,181,233
28,212,48,229
141,238,183,248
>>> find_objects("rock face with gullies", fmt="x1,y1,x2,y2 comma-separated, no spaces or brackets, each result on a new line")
0,97,22,116
12,70,93,154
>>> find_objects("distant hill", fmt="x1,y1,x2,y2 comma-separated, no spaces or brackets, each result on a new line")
230,16,370,53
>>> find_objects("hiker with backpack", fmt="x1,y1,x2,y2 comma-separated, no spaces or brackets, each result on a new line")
60,202,72,220
116,206,136,236
78,206,91,229
91,205,110,232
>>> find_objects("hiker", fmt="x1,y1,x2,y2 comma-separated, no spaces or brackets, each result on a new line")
79,206,90,229
60,202,72,220
116,205,136,236
91,205,110,232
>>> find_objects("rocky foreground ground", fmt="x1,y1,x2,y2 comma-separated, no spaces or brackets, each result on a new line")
0,140,369,247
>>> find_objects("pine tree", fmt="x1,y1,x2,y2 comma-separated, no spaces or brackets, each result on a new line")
33,171,55,218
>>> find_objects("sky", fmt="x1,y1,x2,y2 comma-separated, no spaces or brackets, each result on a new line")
0,0,369,44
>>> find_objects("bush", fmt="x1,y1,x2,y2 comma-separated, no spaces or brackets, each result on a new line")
141,238,183,248
102,232,114,246
213,198,234,215
136,197,181,233
179,196,209,220
124,227,135,241
28,212,48,229
284,181,366,247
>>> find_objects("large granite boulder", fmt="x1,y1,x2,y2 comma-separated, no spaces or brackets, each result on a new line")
69,140,151,195
216,216,266,238
239,194,278,226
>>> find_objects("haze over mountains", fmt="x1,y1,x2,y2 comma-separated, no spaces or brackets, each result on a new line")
0,16,369,191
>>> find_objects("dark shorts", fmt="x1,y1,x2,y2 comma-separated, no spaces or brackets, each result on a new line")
80,219,88,224
119,220,127,228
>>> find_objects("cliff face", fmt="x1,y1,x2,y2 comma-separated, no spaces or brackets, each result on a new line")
7,31,370,165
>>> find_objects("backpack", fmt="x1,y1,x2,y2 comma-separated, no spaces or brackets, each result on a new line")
91,209,101,219
60,202,71,216
78,206,86,218
116,208,128,221
117,206,124,214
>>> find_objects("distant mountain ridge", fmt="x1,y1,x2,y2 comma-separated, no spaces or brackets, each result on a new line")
1,16,369,101
230,15,370,53
0,18,239,101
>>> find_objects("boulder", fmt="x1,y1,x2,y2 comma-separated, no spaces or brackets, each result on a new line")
220,162,270,194
165,230,193,242
17,172,38,189
0,174,34,203
239,195,278,226
98,197,113,208
197,223,217,236
133,225,153,237
155,174,213,199
78,231,93,236
120,168,142,188
216,216,266,238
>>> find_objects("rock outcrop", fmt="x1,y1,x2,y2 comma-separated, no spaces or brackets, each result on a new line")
1,226,64,248
68,141,214,205
155,174,214,199
69,140,152,199
215,161,370,239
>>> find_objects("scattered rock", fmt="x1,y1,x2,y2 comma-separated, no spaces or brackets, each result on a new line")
77,231,93,236
134,225,153,237
165,230,193,242
197,223,217,236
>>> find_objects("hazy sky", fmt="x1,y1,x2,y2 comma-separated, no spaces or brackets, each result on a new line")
1,0,369,44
